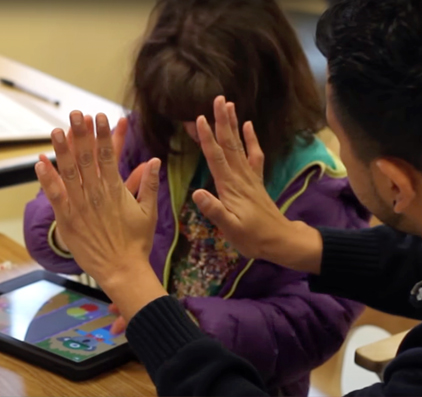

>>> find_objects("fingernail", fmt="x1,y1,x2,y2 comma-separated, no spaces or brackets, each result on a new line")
197,116,204,128
71,111,83,125
198,116,208,125
35,162,47,176
97,113,107,128
196,191,210,206
53,129,64,143
215,96,225,106
150,158,161,175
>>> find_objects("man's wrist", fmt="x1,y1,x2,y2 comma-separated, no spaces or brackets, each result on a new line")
261,219,323,274
100,264,168,323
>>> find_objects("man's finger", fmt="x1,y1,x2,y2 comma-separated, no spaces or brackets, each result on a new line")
243,121,264,180
51,128,85,207
192,189,238,230
35,156,69,218
67,115,94,153
138,158,161,215
67,128,74,154
196,115,232,184
226,102,241,141
95,113,121,189
112,117,128,162
214,96,246,170
85,115,94,136
70,111,100,189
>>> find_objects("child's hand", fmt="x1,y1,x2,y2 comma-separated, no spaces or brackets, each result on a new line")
109,303,127,335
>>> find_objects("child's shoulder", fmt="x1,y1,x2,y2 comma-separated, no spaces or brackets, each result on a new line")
266,134,347,201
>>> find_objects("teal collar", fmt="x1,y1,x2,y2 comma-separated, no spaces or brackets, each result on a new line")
266,137,337,201
191,137,337,200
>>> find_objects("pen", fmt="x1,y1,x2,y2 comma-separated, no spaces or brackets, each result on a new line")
0,78,60,106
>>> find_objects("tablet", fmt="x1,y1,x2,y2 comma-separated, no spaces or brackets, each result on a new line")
0,270,133,381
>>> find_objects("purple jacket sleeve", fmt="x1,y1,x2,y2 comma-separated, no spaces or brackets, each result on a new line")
182,174,369,392
182,271,362,392
24,113,145,274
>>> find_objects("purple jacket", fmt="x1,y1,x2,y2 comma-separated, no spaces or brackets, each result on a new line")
24,114,368,395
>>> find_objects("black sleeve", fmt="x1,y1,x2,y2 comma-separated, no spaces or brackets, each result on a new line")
126,296,268,397
310,225,422,319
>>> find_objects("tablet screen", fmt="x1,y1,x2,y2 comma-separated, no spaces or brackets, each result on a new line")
0,280,126,362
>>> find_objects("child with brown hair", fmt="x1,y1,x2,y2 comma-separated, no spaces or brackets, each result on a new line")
25,1,368,394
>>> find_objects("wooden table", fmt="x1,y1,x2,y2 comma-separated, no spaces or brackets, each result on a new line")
0,233,156,396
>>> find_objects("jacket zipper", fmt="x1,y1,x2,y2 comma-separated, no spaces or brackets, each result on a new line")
163,159,318,297
162,160,180,291
222,170,318,299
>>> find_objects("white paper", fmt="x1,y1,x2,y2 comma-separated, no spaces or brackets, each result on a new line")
0,92,56,141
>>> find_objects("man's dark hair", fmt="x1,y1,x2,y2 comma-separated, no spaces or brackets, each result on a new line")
316,0,422,169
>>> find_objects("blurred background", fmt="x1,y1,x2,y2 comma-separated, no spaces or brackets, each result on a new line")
0,0,327,103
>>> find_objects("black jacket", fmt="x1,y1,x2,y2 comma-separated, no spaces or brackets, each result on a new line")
126,226,422,396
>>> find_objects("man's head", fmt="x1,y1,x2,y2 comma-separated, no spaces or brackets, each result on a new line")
317,0,422,235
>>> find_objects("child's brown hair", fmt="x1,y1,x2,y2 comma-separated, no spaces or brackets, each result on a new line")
133,0,324,179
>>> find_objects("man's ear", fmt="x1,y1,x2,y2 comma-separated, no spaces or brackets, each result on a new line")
376,159,417,214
